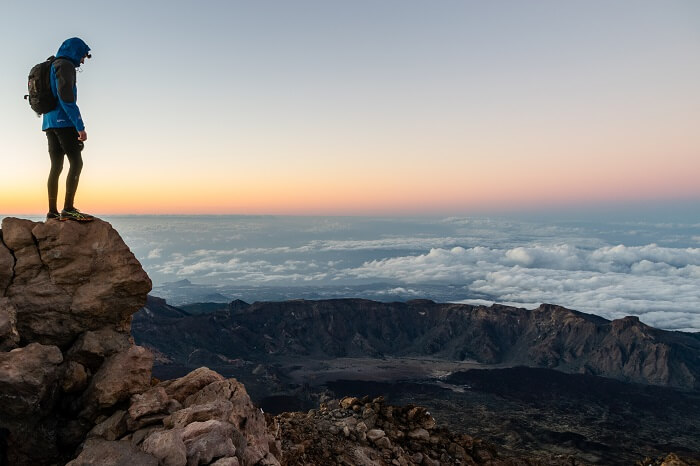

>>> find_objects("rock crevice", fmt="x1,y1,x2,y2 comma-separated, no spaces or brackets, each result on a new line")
0,230,16,298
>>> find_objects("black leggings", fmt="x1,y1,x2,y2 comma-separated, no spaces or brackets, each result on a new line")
46,127,83,213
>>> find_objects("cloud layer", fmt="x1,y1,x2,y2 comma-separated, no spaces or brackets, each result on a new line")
105,215,700,332
342,244,700,330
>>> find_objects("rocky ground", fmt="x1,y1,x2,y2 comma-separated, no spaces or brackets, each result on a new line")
273,394,572,466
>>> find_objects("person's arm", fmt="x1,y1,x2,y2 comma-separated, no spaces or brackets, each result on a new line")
53,59,85,132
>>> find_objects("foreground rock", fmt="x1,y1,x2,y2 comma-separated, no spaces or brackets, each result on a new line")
0,218,278,466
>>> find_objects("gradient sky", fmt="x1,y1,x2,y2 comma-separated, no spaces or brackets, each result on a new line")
1,0,699,215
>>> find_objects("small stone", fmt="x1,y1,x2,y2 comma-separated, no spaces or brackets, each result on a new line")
340,397,358,410
367,429,385,442
375,436,392,449
408,428,430,442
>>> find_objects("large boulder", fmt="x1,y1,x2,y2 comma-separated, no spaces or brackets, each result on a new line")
1,217,151,347
0,217,153,466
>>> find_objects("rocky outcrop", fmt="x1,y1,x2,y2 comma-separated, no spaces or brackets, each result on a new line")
0,218,279,466
134,298,700,390
274,395,565,465
1,217,150,347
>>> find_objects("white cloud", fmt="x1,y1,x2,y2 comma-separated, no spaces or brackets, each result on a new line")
341,244,700,331
147,248,162,259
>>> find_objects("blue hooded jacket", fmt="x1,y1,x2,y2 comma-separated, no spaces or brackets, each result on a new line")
42,37,91,132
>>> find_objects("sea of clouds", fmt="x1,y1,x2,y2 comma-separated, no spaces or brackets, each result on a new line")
100,212,700,332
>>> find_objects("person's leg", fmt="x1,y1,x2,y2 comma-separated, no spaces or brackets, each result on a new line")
54,127,83,211
46,129,65,215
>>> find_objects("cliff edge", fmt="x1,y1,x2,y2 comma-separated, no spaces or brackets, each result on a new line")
0,218,279,466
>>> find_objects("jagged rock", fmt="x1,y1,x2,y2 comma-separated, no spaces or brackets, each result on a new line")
88,409,128,441
160,366,225,403
67,438,159,466
141,428,187,466
367,429,386,442
164,400,234,428
0,342,63,418
62,361,89,393
1,217,151,347
129,386,170,420
182,420,237,466
83,345,153,412
0,297,19,351
183,379,279,465
67,328,131,370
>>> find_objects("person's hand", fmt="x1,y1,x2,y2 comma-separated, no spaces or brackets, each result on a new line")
78,130,88,141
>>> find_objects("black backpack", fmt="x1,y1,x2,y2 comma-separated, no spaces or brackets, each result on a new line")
24,56,58,115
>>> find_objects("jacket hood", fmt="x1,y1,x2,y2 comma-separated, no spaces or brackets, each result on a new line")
56,37,91,67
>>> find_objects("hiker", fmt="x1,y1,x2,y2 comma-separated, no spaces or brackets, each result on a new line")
43,37,94,222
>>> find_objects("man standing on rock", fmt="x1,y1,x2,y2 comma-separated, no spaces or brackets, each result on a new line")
43,37,94,222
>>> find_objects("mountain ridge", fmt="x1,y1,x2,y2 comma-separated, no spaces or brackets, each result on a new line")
134,296,700,390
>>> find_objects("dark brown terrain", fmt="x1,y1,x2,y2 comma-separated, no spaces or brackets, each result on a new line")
132,296,700,464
